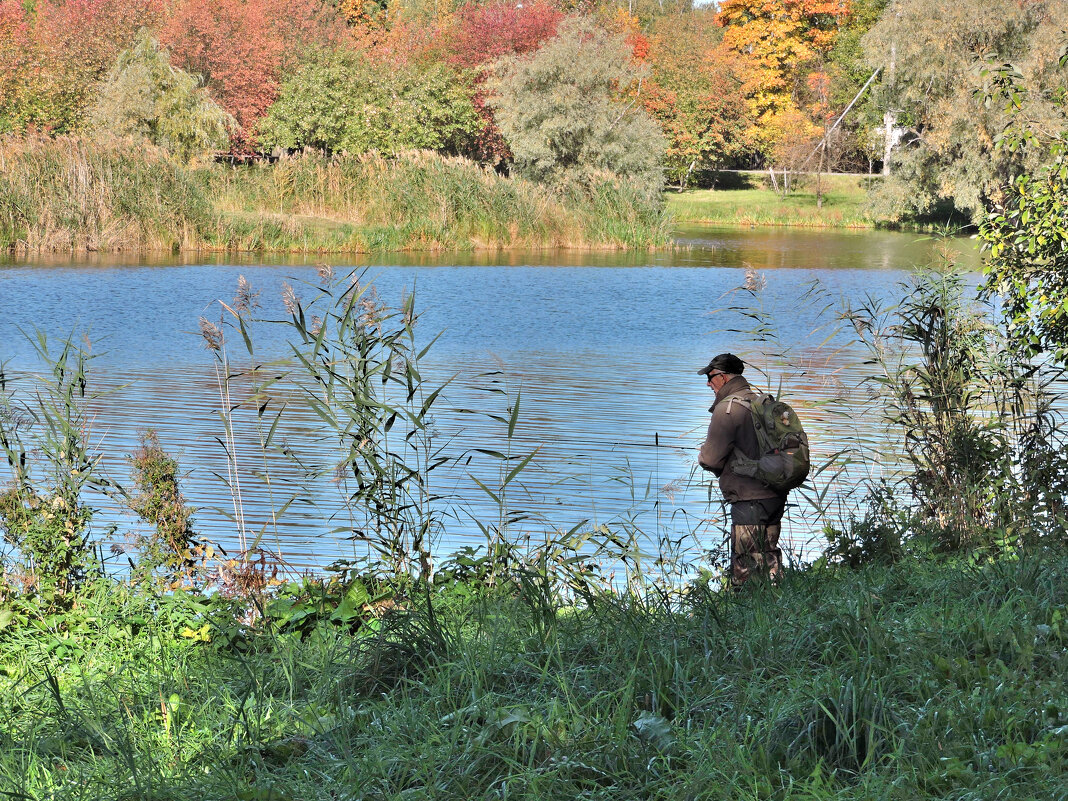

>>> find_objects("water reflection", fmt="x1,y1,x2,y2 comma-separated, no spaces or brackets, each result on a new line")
0,226,982,571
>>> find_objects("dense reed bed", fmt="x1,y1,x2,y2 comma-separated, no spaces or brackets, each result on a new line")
0,137,671,254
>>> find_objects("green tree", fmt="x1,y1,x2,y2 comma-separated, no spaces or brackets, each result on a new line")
978,43,1068,362
90,32,233,160
259,47,480,156
487,17,666,187
863,0,1068,220
825,0,888,170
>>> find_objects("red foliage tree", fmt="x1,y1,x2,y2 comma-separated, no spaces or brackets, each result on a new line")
38,0,165,77
161,0,282,147
161,0,344,148
448,0,563,70
445,0,564,165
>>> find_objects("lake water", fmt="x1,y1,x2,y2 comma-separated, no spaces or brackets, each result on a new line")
0,226,982,575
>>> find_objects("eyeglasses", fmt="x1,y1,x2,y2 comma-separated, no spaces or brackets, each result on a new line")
705,371,725,381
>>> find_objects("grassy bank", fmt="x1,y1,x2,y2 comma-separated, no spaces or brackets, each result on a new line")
0,137,671,254
667,174,877,229
1,550,1066,799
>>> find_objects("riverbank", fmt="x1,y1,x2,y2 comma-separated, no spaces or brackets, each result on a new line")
1,549,1065,799
0,137,671,254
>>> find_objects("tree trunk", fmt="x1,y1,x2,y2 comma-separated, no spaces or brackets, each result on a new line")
768,167,780,195
816,148,824,209
679,159,697,191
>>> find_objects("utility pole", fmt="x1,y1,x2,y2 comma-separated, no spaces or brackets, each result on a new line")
882,40,896,175
882,0,899,176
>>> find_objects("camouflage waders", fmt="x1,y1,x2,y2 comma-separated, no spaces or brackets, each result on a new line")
730,496,786,588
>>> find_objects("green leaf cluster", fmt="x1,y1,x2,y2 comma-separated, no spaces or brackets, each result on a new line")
259,48,481,156
488,17,666,188
90,31,234,161
980,156,1068,360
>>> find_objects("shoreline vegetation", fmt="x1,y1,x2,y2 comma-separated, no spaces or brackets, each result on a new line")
0,137,672,255
2,262,1067,797
3,549,1067,798
0,140,967,260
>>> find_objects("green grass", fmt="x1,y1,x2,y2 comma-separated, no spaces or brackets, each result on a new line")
1,549,1066,800
667,174,878,229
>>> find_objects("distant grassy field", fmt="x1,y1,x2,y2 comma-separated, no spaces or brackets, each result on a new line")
667,173,877,228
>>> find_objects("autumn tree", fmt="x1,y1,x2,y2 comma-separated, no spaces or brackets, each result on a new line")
716,0,852,160
826,0,886,123
259,47,480,155
445,0,563,164
643,10,749,187
488,17,665,186
0,0,164,134
91,32,234,160
0,1,33,133
161,0,345,147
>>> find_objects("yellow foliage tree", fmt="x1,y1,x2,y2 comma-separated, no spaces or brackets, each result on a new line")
716,0,850,157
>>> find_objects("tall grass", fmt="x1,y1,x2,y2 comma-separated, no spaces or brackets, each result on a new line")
1,551,1066,799
0,137,671,254
0,136,210,253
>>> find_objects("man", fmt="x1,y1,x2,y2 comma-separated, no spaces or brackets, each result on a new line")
697,353,786,588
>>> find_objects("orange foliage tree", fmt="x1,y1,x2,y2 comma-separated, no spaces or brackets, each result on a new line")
716,0,850,159
0,0,164,133
643,13,749,186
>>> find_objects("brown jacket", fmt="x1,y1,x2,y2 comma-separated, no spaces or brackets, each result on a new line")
698,375,782,503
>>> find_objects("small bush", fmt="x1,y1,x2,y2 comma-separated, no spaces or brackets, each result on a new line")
129,430,204,586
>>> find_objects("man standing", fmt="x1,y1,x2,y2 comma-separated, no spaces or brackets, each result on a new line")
697,353,786,588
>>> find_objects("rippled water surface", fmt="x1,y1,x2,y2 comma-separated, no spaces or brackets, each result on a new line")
0,227,981,571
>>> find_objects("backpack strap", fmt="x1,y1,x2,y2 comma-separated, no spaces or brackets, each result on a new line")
726,396,750,414
724,389,766,414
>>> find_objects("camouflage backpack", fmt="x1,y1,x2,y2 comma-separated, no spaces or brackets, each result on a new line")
726,391,810,492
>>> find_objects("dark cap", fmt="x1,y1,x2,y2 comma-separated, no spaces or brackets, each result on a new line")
698,353,744,376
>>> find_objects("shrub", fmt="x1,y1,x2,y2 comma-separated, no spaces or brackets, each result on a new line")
129,430,205,586
0,337,103,598
259,48,480,156
841,263,1068,553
